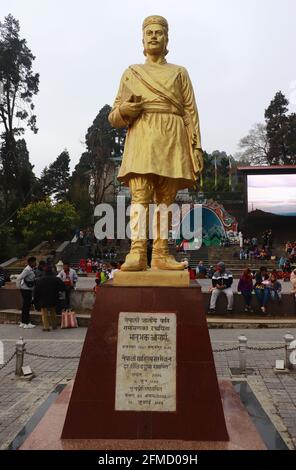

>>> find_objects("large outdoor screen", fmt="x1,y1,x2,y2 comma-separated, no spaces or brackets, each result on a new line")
247,174,296,216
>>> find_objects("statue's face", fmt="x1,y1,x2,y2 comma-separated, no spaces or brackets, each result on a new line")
143,23,167,55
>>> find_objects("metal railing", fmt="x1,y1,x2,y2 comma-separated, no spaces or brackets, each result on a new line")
1,333,295,376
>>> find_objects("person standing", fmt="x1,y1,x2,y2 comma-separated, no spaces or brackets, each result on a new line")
57,262,78,310
208,262,234,314
86,259,92,274
251,237,258,248
34,267,66,331
238,268,254,313
16,257,37,328
79,230,84,246
238,231,243,249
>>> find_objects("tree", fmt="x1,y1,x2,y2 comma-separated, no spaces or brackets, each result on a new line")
285,113,296,160
0,14,39,216
264,91,296,165
40,149,71,201
80,105,125,204
69,104,126,226
264,91,289,164
0,15,39,137
200,150,238,193
16,198,78,247
238,123,269,165
69,152,93,227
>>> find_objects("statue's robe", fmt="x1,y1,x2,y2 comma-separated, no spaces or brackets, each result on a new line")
108,60,203,190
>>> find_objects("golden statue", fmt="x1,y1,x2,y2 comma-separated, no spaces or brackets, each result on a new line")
109,15,203,271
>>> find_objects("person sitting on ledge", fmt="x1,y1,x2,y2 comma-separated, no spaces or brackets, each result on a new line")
254,267,270,314
237,267,254,313
208,261,234,314
268,273,282,304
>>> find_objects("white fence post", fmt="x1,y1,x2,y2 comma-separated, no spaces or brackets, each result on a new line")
284,333,295,370
238,335,248,373
15,337,26,376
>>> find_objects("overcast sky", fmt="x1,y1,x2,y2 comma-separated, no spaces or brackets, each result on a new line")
1,0,296,176
248,175,296,215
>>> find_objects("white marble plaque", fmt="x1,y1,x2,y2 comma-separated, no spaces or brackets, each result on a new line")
115,312,176,412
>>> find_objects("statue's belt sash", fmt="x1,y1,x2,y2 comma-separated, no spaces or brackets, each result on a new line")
141,102,183,116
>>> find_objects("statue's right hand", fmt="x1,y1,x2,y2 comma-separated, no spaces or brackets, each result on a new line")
120,98,143,119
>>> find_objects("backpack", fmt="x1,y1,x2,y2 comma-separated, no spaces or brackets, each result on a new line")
24,273,35,288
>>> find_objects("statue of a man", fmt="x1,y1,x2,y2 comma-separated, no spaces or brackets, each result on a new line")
109,15,203,271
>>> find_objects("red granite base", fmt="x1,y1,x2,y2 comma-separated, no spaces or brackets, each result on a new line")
20,380,265,450
61,284,228,441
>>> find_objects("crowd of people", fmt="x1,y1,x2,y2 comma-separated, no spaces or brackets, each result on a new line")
78,256,119,274
235,230,275,261
205,261,295,315
15,256,125,331
16,257,79,330
11,230,296,329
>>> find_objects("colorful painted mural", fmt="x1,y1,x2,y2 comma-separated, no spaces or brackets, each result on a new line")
175,201,238,247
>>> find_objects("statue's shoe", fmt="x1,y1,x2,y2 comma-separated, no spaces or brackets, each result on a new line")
121,253,147,272
151,256,186,271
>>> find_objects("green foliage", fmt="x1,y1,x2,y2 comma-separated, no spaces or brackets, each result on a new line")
69,105,126,226
40,149,71,201
201,150,238,193
264,91,296,164
0,14,39,136
16,198,78,246
0,14,39,222
76,105,125,203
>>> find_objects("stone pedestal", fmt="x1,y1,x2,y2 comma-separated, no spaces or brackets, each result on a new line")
113,269,189,287
62,283,228,441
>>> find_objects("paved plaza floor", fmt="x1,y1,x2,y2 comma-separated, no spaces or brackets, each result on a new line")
0,325,295,450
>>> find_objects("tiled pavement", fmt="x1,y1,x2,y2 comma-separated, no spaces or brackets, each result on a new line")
0,326,295,450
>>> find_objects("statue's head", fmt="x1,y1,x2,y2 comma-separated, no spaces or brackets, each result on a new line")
142,15,169,57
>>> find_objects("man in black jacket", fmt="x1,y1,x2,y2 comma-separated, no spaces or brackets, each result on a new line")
208,261,234,314
34,267,66,331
